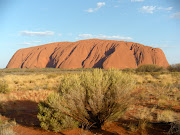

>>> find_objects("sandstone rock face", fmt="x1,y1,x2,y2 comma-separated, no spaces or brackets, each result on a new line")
6,39,169,69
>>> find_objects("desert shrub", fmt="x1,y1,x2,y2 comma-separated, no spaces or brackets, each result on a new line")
0,117,16,135
37,94,79,132
122,68,135,73
38,69,135,130
0,81,10,94
47,74,59,79
136,64,164,72
167,63,180,72
157,110,179,122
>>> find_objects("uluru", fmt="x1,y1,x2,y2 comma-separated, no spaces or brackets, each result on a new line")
6,39,169,69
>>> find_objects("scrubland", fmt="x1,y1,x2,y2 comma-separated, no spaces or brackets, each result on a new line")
0,65,180,135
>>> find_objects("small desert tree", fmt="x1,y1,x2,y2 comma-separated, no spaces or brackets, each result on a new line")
38,69,135,130
167,63,180,72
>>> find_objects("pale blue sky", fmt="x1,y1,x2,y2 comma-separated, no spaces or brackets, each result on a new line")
0,0,180,68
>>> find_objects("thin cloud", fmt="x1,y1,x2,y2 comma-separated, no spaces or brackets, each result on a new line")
170,12,180,19
140,6,173,14
58,33,62,36
140,6,156,14
32,41,41,43
86,8,94,13
131,0,144,2
20,31,54,36
77,34,133,40
97,2,105,8
152,45,176,48
157,7,173,11
17,42,32,45
17,41,42,46
78,34,93,38
86,2,105,13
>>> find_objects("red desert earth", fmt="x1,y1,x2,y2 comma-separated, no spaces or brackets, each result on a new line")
6,39,169,69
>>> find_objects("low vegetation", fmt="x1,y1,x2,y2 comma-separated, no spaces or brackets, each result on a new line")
38,69,136,130
0,81,9,94
0,116,16,135
0,65,179,134
136,64,164,72
167,63,180,72
38,95,79,132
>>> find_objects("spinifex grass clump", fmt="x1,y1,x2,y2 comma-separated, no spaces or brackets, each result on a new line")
38,69,135,130
0,80,9,94
0,116,16,135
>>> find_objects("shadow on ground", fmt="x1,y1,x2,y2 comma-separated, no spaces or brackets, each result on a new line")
0,100,174,135
117,119,171,135
0,100,40,127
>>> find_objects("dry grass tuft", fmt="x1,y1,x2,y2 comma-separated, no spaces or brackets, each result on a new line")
157,110,179,122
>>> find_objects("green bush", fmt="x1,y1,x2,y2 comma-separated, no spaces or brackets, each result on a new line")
38,69,135,130
167,63,180,72
136,64,164,72
37,95,79,132
0,81,10,94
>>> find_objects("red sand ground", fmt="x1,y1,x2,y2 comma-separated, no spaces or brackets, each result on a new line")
0,90,175,135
